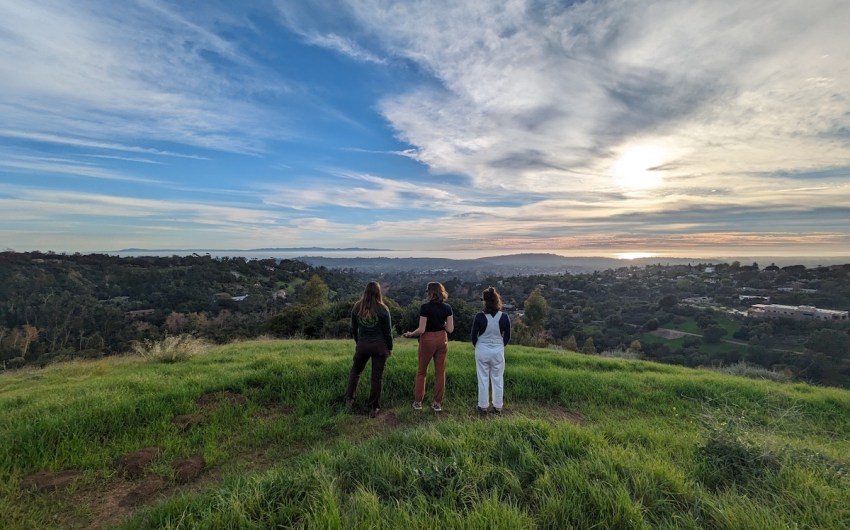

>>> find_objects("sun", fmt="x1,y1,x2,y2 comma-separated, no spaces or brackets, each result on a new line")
611,145,666,189
615,252,657,260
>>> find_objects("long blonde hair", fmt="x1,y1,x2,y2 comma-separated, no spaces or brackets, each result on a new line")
355,281,385,319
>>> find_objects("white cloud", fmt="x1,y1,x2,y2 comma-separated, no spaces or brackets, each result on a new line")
0,0,284,154
338,0,850,201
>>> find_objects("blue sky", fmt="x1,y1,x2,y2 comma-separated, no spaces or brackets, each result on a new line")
2,0,849,258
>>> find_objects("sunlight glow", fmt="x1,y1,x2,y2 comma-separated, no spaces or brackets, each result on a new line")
611,145,666,189
615,252,658,260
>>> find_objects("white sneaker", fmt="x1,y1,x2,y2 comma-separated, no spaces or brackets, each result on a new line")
431,402,442,412
412,401,422,410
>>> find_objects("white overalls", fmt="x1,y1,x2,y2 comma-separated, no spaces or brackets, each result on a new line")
475,311,505,409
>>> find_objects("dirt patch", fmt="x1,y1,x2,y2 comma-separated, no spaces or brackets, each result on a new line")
375,409,400,428
173,455,205,484
115,447,163,479
118,476,166,507
548,406,586,425
652,328,689,339
254,403,293,420
196,390,248,409
20,470,82,492
172,413,204,431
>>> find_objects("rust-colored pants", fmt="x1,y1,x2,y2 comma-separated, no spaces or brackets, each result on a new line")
414,330,448,404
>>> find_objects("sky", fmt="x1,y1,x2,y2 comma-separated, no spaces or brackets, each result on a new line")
1,0,850,259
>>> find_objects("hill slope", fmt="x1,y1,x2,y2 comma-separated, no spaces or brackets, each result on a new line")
2,340,849,529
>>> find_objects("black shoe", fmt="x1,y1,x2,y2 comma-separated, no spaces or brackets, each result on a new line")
477,406,488,417
493,408,502,415
369,408,380,418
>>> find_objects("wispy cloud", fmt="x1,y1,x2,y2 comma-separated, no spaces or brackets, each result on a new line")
337,0,850,197
0,0,285,154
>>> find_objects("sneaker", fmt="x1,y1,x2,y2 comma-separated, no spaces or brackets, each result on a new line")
412,401,422,410
431,402,442,412
477,406,488,417
493,408,502,415
369,408,380,418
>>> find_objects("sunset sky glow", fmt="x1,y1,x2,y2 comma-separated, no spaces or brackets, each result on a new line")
1,1,849,258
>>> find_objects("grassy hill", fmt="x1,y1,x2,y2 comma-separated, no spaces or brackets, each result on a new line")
1,339,849,529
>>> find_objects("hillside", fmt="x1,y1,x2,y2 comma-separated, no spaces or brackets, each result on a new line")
2,340,849,529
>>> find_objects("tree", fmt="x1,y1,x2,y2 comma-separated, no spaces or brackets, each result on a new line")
300,274,330,307
562,335,578,351
805,329,850,360
702,325,727,344
658,295,677,309
628,340,642,354
581,337,596,354
523,289,549,332
20,324,39,359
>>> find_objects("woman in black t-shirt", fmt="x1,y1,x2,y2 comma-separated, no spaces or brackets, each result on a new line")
403,282,454,412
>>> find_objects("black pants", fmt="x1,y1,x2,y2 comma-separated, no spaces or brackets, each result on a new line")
345,340,389,409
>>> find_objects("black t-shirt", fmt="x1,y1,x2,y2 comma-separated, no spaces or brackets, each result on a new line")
419,301,453,332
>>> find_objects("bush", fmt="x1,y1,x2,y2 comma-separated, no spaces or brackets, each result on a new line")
131,334,207,363
695,401,782,491
710,361,792,383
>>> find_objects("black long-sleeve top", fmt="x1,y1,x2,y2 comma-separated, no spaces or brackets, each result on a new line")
470,311,511,346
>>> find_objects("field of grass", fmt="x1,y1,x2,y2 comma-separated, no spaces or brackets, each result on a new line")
2,339,849,529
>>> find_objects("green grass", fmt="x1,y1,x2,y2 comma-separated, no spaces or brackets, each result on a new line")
2,339,849,529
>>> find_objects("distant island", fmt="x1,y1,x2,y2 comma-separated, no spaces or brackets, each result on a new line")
115,247,392,253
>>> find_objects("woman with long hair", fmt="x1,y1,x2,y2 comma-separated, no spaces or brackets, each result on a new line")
345,281,393,418
403,282,454,412
470,286,511,415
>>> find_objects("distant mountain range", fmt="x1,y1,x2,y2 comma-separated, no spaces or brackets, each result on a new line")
117,247,390,252
298,253,710,275
113,248,848,274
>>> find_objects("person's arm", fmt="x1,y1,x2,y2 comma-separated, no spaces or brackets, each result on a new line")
501,313,511,346
382,309,394,353
470,313,484,345
351,312,359,342
404,316,427,338
444,314,454,334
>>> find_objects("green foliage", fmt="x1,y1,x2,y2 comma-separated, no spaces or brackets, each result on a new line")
702,325,728,344
581,336,596,354
806,329,850,359
300,274,330,308
522,289,549,332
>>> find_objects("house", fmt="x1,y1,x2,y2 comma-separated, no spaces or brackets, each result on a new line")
748,304,848,321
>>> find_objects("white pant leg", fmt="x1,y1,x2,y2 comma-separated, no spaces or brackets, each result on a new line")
475,351,490,408
491,351,505,409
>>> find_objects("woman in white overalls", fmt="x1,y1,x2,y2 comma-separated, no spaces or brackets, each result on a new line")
470,287,511,415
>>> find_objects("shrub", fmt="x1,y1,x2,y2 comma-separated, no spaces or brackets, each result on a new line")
694,400,782,491
711,361,791,383
131,334,207,363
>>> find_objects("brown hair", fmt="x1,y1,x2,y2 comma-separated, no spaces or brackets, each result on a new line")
355,281,385,319
482,286,502,314
426,282,448,303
